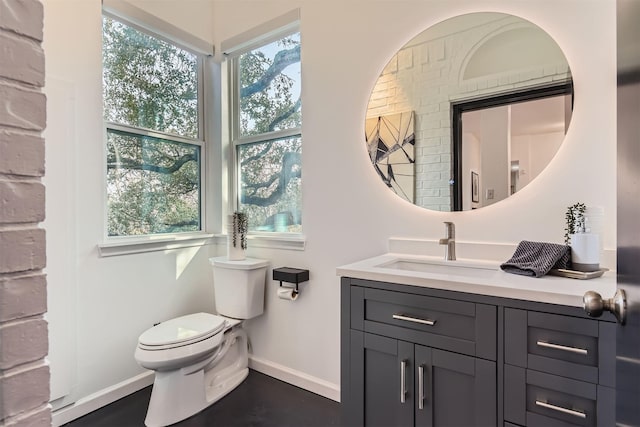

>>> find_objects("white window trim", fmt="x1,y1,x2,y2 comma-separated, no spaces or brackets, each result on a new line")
103,0,214,56
100,11,213,255
221,9,300,58
211,232,306,251
223,11,305,247
105,122,205,147
98,233,215,257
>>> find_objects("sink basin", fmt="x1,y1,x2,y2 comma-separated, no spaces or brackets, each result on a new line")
374,257,499,277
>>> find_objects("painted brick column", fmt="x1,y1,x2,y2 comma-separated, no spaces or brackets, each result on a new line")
0,0,51,426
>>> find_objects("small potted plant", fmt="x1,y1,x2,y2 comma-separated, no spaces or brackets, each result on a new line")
564,202,600,271
227,211,248,260
564,202,586,244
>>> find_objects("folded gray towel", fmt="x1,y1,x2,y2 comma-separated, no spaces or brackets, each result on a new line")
501,241,571,278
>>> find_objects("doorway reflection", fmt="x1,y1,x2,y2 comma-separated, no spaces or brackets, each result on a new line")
452,83,573,210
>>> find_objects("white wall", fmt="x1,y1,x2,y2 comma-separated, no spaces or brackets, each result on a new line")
512,131,564,191
126,0,215,44
43,0,218,412
212,0,616,396
480,105,510,207
44,0,617,419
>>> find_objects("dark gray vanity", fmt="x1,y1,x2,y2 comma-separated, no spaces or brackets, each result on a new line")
340,276,616,426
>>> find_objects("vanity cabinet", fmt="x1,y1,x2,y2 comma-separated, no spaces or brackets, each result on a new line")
341,277,616,427
343,283,497,426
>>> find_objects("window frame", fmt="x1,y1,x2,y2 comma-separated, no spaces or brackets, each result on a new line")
100,10,213,250
226,26,303,239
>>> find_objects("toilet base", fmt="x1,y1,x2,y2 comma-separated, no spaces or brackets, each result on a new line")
143,327,249,427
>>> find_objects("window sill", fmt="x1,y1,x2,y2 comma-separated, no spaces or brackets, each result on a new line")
98,233,215,257
212,233,306,251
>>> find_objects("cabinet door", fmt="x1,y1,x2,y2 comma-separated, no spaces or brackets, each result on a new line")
415,346,496,427
350,331,414,427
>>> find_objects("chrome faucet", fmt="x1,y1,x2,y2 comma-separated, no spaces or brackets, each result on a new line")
438,221,456,261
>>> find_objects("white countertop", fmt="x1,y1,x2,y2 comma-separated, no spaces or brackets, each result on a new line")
336,253,617,308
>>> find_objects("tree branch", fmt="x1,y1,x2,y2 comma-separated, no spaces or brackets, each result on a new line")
107,153,197,174
240,45,300,98
240,141,274,167
268,97,301,131
240,151,301,206
163,220,199,232
243,169,280,191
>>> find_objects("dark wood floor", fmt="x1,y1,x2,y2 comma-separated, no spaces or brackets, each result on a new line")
64,370,341,427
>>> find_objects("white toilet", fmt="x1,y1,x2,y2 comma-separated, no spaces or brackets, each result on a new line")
134,257,268,427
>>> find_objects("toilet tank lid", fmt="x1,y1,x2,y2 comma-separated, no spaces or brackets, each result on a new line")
209,256,269,270
138,312,226,347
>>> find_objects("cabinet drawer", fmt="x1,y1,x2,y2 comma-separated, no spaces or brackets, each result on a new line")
504,365,614,427
504,309,615,386
351,287,496,359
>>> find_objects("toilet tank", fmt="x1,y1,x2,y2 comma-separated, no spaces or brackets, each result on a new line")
209,257,269,319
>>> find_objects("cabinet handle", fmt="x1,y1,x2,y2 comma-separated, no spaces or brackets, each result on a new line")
536,340,588,355
392,314,436,326
400,360,407,403
418,365,425,410
535,400,587,419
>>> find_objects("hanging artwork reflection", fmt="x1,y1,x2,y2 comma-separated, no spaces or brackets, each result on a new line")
365,111,415,203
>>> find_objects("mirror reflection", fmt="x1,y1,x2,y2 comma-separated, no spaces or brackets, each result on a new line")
365,13,573,211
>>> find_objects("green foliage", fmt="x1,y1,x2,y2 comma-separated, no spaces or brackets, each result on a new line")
106,131,200,236
238,138,301,231
239,36,301,135
103,17,200,236
236,34,303,231
231,212,248,249
102,17,198,137
103,15,302,236
564,202,586,244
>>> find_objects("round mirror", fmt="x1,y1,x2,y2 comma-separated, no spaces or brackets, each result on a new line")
365,12,573,211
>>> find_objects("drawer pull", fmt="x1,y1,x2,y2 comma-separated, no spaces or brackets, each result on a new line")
535,400,587,419
392,314,436,326
400,360,407,403
536,340,588,355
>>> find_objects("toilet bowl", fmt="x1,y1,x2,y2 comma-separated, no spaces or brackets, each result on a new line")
134,257,268,427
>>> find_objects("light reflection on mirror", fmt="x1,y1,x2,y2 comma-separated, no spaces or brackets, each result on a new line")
365,12,573,211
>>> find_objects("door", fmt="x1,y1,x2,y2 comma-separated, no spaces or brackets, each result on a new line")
348,331,413,427
414,346,496,427
616,0,640,425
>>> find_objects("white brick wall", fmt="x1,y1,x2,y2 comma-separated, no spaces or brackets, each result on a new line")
367,15,572,211
0,0,50,425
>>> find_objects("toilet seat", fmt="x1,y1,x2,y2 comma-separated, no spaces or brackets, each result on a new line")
138,313,226,351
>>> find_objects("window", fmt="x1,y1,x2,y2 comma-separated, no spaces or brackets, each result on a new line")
229,31,302,233
102,15,204,237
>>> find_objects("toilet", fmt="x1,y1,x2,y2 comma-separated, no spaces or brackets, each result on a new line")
134,257,268,427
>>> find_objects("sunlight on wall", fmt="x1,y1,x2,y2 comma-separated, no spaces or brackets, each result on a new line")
174,246,200,279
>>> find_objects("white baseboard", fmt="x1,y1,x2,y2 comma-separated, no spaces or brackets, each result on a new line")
51,371,154,427
51,357,339,426
248,355,340,402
